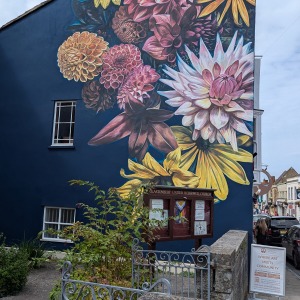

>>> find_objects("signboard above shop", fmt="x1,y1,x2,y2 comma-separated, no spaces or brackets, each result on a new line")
143,186,215,242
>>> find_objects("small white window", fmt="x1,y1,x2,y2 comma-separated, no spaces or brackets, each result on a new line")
42,207,76,242
52,101,76,146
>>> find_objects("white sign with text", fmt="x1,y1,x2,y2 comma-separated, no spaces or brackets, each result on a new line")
250,244,286,297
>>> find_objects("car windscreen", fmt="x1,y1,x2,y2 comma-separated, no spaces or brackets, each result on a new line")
271,218,299,227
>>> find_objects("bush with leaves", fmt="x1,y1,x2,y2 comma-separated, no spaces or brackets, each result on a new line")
18,238,49,269
53,181,166,288
0,234,30,297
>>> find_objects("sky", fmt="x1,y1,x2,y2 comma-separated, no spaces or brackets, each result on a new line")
0,0,299,179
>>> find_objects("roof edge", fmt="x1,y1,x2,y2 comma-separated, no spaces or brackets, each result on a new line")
0,0,54,31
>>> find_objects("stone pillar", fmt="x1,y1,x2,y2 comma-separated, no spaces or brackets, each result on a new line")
210,230,248,300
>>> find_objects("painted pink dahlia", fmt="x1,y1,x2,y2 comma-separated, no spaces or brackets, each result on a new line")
124,0,188,23
117,65,160,109
159,32,254,151
100,44,143,90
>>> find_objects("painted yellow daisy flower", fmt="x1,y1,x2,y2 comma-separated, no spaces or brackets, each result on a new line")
117,148,200,198
198,0,255,27
94,0,121,10
172,126,252,200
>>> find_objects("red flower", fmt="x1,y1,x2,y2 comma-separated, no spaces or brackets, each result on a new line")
124,0,188,23
88,94,177,160
100,44,143,90
117,65,160,109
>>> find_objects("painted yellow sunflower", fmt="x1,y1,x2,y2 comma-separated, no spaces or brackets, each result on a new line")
172,126,252,200
94,0,121,9
198,0,255,27
117,148,199,198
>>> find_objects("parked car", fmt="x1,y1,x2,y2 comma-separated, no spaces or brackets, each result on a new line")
282,225,300,269
264,216,299,246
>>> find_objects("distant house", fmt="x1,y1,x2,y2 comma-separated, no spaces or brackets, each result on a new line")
0,0,257,249
268,167,299,216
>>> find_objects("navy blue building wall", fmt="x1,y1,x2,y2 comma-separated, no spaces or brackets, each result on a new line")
0,0,255,250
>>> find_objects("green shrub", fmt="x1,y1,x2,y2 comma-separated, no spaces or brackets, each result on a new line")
49,181,167,298
0,234,30,297
18,238,49,269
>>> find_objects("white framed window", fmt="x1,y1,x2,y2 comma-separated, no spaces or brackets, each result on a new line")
52,101,76,146
42,207,76,242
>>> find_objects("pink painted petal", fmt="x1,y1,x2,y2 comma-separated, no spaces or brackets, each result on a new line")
199,39,213,69
177,54,199,77
230,117,253,137
163,96,185,107
192,129,201,141
153,14,171,25
234,109,253,121
146,109,174,122
148,123,178,153
219,94,232,105
136,140,150,162
210,99,223,107
88,113,132,145
210,107,229,129
125,93,145,113
225,101,245,112
240,92,253,100
143,36,167,61
133,8,152,22
225,60,239,76
220,125,231,143
216,131,225,143
233,36,244,59
184,45,203,74
212,62,221,78
182,115,194,126
226,31,238,57
202,69,213,84
194,98,211,109
234,99,253,110
230,90,244,100
175,102,199,115
194,110,209,130
200,123,215,140
213,34,224,64
129,122,148,158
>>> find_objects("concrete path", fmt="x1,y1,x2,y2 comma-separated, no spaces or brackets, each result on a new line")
3,261,60,300
3,260,300,300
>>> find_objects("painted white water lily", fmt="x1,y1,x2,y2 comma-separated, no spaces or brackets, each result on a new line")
159,31,254,151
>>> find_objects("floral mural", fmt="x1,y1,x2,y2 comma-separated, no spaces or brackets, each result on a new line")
57,0,256,202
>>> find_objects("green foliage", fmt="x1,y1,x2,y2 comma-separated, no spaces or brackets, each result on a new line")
18,238,49,269
50,181,167,297
0,234,30,297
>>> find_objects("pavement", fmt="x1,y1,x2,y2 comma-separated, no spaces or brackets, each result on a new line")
3,260,300,300
3,261,61,300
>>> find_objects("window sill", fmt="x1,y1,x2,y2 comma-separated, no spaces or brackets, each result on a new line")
48,145,75,150
40,238,74,243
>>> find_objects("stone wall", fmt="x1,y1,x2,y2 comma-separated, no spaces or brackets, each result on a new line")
208,230,248,300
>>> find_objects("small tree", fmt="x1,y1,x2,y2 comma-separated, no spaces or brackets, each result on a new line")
57,180,164,285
